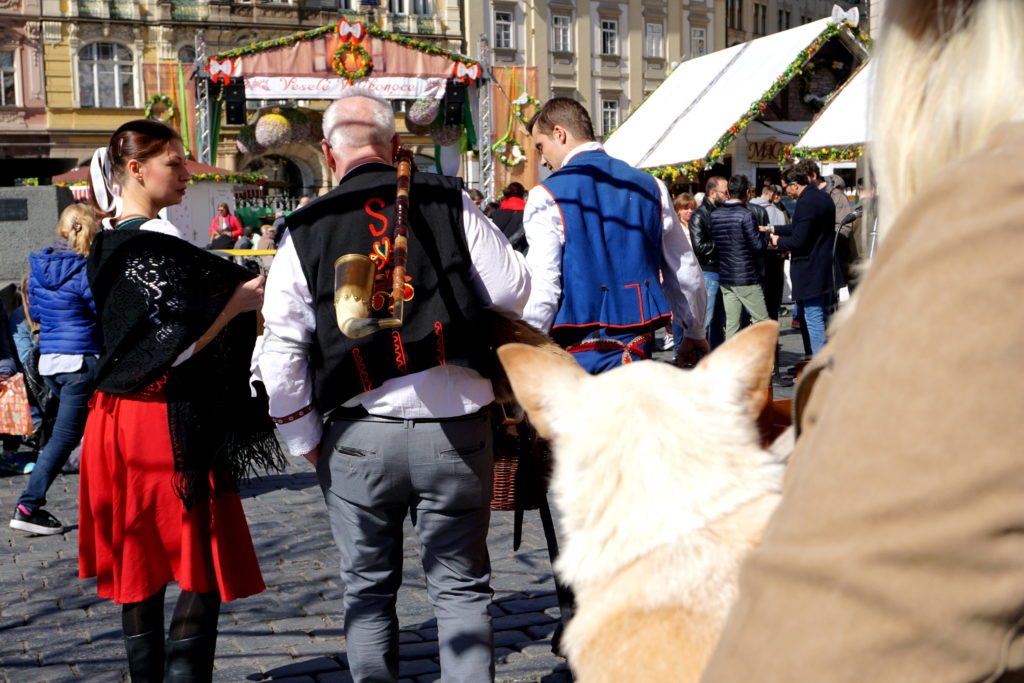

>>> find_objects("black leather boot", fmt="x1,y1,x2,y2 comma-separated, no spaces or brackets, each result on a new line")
123,630,165,682
164,631,217,683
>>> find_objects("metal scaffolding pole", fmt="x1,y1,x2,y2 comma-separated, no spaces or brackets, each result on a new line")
195,31,212,165
477,35,494,199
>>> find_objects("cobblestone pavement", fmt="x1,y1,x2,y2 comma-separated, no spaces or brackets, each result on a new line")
1,323,805,682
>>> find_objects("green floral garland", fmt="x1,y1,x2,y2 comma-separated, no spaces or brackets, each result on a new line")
494,139,526,168
643,23,868,182
333,42,374,83
190,172,266,185
512,92,540,125
784,144,864,164
214,20,478,69
145,93,175,122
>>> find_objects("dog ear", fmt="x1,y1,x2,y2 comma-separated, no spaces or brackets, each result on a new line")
697,321,779,419
497,343,586,439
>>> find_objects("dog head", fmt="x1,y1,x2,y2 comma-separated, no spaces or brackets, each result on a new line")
497,321,784,588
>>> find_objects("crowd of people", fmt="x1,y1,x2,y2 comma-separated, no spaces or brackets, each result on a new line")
1,2,1022,680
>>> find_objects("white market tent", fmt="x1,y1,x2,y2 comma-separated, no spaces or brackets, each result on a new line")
604,16,866,169
794,60,873,151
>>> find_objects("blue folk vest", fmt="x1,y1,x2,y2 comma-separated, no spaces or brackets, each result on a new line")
540,149,671,332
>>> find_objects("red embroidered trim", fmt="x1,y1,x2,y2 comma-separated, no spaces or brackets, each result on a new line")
566,335,650,365
271,404,314,425
433,321,446,365
392,330,408,375
352,348,373,392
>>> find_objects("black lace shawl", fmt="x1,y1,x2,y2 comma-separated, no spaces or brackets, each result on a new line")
88,228,284,508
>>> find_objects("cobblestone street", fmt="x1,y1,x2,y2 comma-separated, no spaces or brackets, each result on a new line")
1,326,804,682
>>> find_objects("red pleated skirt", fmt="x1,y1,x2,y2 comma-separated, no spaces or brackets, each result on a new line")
78,389,266,604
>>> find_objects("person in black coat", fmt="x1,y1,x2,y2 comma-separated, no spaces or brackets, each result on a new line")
710,175,771,339
688,176,727,348
769,165,843,355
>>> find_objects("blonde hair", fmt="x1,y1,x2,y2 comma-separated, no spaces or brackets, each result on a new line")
871,0,1024,236
57,203,99,256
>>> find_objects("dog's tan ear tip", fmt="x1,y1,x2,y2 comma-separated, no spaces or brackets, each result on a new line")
748,319,780,345
496,343,538,370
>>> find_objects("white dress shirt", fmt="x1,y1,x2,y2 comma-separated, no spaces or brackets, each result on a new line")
258,188,530,457
522,142,707,339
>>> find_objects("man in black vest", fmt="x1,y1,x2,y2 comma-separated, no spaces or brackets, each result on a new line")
258,90,530,682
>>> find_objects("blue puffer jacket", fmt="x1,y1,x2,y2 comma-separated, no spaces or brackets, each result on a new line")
28,245,103,355
709,201,770,286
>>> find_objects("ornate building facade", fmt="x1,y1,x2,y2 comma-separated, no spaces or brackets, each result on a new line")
0,0,48,161
34,0,464,194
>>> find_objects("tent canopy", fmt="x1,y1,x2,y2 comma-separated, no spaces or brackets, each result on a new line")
604,17,866,170
795,60,873,151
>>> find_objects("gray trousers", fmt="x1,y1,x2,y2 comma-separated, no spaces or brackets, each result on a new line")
316,412,495,683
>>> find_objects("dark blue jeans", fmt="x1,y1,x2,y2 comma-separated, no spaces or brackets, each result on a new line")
17,355,98,513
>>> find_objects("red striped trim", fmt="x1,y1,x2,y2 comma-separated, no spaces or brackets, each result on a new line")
392,330,408,375
566,334,650,365
433,321,446,365
551,312,672,330
271,404,314,425
352,348,373,392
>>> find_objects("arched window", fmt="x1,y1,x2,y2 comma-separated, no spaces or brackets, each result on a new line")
78,42,134,108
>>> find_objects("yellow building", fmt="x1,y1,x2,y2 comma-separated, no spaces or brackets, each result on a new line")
37,0,465,195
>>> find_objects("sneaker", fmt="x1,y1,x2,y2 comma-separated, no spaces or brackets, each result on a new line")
10,505,64,535
661,336,675,351
0,452,31,476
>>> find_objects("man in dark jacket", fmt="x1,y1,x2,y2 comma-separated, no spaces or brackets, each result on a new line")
770,165,842,355
710,175,771,339
689,176,726,348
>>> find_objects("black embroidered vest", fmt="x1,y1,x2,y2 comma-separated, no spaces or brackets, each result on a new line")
288,163,485,414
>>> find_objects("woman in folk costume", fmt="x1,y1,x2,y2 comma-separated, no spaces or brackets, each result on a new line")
79,119,284,682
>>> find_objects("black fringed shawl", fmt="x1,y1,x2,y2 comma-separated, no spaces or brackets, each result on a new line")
87,227,285,508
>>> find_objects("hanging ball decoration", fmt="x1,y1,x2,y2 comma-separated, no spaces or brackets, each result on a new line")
407,97,441,127
255,112,292,149
430,124,461,147
405,118,434,136
236,124,264,156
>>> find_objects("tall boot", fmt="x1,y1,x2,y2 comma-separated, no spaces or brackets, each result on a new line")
164,631,217,683
124,630,165,682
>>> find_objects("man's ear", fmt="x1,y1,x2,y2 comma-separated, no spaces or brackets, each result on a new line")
321,139,338,178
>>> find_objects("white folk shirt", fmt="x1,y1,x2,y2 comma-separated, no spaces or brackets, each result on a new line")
258,189,530,457
522,142,708,339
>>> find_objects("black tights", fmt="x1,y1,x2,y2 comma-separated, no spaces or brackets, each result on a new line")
122,585,221,640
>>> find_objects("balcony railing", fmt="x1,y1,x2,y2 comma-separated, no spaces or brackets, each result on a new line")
172,0,210,21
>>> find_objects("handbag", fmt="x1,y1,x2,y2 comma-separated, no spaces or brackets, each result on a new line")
0,373,34,436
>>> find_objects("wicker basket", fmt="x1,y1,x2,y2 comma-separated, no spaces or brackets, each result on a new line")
491,419,552,511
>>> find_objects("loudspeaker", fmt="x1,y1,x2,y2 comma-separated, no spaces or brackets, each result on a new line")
443,80,467,126
224,83,247,125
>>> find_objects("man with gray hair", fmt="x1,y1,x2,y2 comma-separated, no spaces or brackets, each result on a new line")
258,89,530,682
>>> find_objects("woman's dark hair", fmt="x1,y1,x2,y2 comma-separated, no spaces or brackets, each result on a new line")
90,119,182,218
502,182,526,199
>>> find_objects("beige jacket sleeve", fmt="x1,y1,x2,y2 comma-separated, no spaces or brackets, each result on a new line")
702,124,1024,683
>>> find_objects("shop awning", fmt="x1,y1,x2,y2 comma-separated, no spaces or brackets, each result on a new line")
794,60,873,151
604,16,867,170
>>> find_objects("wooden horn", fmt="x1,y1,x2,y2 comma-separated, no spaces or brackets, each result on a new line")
334,148,415,338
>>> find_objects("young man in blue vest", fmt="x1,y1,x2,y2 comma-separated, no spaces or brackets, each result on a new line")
259,90,530,682
523,98,708,372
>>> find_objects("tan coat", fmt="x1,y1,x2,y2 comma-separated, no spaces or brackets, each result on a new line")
702,122,1024,682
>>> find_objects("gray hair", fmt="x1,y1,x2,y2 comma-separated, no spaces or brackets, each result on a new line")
322,88,396,149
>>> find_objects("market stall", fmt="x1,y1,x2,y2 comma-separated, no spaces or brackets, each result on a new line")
788,60,873,172
604,8,869,186
207,20,483,182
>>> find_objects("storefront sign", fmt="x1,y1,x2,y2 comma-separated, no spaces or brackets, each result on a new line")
244,76,448,100
747,137,788,163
